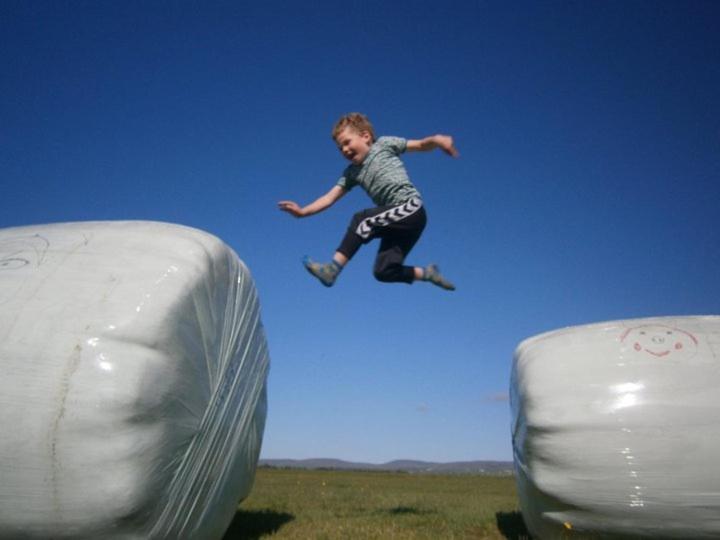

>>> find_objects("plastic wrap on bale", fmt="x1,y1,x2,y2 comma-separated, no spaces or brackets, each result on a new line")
0,221,270,540
510,316,720,539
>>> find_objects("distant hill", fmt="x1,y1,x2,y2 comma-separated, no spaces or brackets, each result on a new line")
259,458,514,475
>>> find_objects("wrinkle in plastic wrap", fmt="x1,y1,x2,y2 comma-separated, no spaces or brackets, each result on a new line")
511,316,720,539
0,221,270,540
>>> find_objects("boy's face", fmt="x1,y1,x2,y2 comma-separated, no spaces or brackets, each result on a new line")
335,127,372,164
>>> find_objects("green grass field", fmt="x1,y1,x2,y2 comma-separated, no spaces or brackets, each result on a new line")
223,468,530,539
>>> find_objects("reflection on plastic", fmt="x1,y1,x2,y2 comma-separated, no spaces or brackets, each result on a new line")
0,221,270,540
608,381,643,413
511,316,720,539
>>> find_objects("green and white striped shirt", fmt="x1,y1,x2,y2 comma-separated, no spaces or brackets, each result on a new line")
337,136,421,207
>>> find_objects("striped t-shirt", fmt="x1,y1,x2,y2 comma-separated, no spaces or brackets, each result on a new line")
337,136,421,207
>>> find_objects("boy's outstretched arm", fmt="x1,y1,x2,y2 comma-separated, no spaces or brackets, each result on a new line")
406,135,459,157
278,185,347,218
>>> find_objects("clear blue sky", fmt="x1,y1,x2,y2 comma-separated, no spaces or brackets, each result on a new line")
2,1,719,463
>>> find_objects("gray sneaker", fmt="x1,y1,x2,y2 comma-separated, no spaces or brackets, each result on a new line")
303,256,340,287
424,264,455,291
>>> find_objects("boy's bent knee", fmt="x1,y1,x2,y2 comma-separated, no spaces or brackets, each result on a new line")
373,267,395,283
373,264,408,283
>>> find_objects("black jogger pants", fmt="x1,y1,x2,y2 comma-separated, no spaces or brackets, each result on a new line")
336,196,427,284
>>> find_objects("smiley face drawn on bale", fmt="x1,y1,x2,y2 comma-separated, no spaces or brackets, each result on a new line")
620,324,699,360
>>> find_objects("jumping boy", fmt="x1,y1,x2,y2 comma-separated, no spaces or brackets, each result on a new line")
278,112,458,291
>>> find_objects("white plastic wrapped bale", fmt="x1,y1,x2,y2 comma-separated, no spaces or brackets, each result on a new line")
0,221,270,540
511,316,720,539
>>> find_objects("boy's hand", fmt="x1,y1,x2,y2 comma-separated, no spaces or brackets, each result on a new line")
278,186,346,219
435,135,459,158
278,200,304,217
406,135,459,157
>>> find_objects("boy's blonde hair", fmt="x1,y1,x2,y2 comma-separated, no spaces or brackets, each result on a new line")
332,112,376,142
